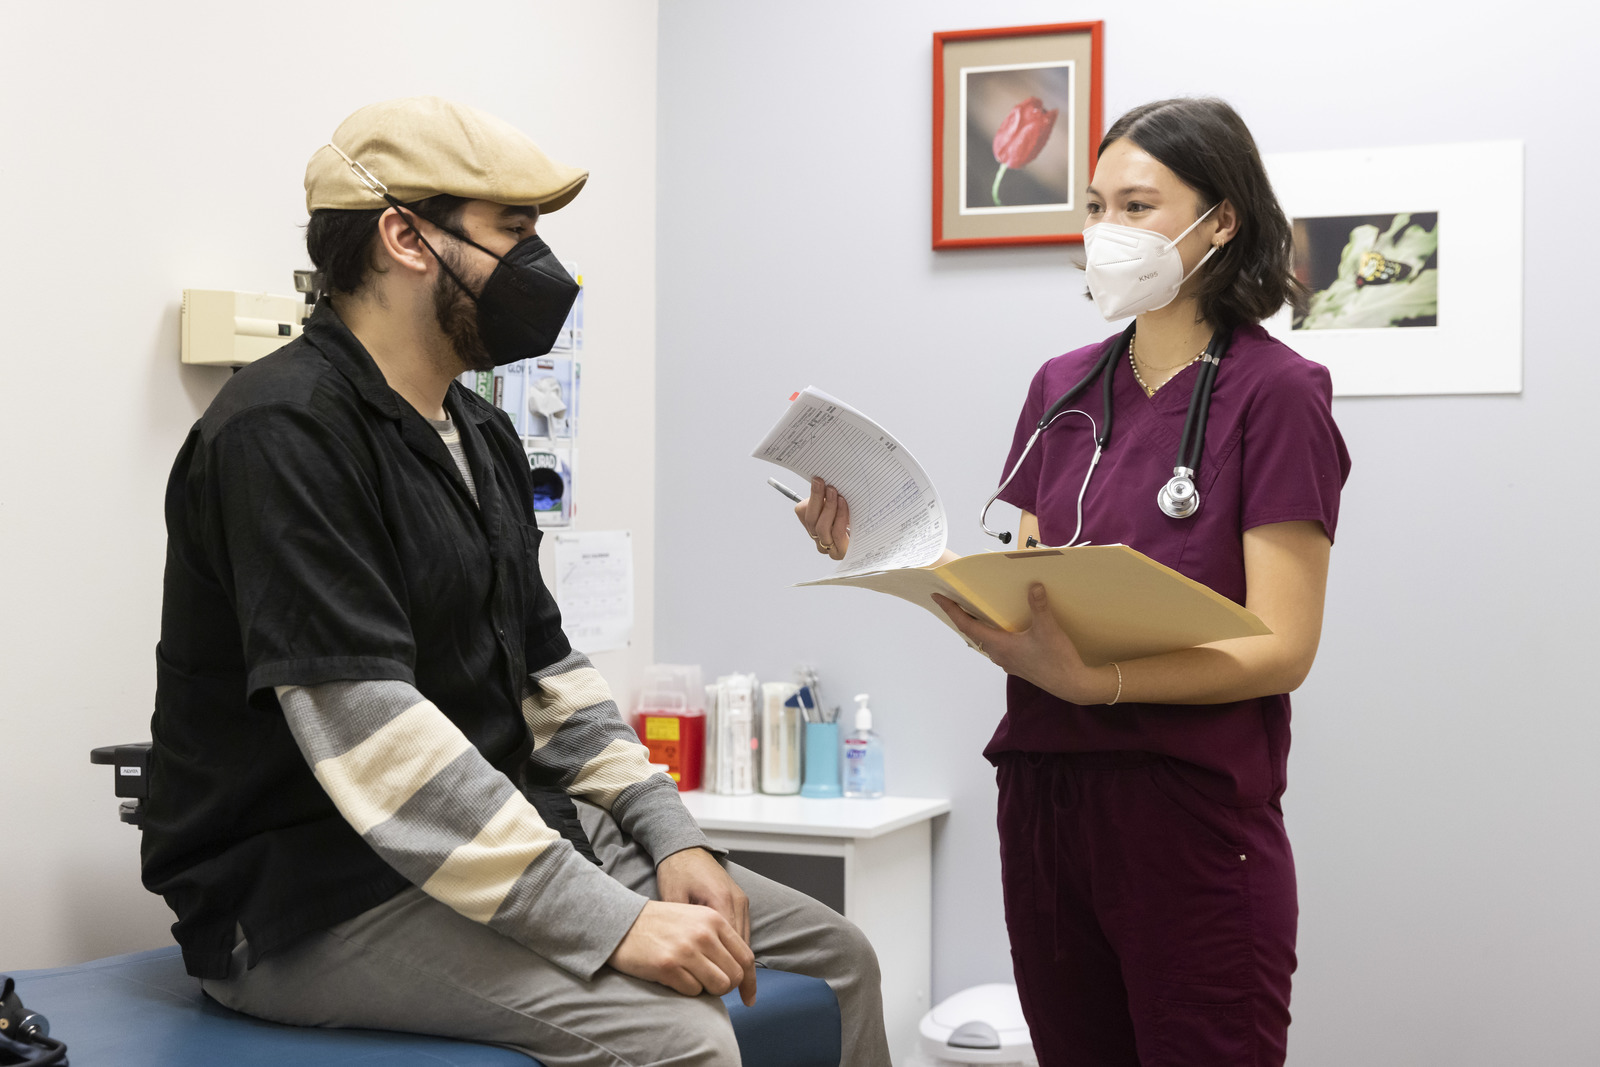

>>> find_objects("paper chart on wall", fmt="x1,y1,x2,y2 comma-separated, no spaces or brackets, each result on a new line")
552,530,632,653
751,387,947,578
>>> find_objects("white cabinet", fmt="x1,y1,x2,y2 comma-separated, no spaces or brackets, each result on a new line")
680,793,950,1065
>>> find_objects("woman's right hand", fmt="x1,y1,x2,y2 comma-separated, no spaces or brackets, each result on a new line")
795,477,850,561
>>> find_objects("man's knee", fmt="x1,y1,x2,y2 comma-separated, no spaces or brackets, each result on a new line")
808,909,880,989
650,997,741,1067
840,918,882,986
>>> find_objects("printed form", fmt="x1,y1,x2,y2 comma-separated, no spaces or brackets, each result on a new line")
552,530,633,653
752,387,947,577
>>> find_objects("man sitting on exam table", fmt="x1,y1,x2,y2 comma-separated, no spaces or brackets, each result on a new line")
140,96,887,1067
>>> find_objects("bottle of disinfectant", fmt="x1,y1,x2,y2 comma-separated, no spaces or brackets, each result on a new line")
843,693,886,798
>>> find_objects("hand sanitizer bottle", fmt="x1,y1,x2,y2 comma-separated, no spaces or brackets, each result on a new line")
843,694,885,798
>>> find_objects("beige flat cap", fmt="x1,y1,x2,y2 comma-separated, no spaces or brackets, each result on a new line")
305,96,587,214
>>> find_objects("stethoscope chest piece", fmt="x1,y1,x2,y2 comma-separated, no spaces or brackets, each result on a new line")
1157,467,1199,519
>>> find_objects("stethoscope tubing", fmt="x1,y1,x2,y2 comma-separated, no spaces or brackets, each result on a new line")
1035,322,1133,447
1175,330,1230,475
978,324,1232,544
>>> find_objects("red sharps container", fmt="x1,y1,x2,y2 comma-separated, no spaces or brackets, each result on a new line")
633,664,705,792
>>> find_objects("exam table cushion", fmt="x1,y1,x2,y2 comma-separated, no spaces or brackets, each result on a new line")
8,945,842,1067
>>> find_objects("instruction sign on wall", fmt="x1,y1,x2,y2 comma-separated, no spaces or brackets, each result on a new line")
552,530,633,653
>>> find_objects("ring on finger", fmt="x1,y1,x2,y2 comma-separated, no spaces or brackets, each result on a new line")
818,541,834,552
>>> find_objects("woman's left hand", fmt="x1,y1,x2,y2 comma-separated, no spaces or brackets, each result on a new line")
932,585,1116,705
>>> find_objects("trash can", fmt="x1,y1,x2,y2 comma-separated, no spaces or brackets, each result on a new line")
905,983,1036,1066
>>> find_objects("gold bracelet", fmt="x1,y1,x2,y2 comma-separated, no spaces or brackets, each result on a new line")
1108,662,1123,705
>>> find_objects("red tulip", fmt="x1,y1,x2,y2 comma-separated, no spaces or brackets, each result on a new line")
992,97,1058,169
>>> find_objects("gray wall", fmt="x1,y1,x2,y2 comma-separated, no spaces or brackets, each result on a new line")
656,1,1600,1061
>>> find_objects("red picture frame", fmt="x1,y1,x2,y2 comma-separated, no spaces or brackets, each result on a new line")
932,21,1104,250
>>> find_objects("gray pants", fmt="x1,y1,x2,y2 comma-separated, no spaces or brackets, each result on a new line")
203,802,889,1067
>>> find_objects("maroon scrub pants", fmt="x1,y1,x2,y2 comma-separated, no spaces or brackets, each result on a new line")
995,752,1297,1066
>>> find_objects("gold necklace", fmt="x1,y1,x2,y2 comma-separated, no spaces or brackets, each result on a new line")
1129,334,1205,397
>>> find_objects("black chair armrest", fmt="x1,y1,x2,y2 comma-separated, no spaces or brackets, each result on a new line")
90,743,152,827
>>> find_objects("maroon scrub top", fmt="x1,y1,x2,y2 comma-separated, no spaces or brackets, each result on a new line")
984,324,1351,805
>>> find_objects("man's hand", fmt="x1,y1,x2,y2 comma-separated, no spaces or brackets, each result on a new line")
607,900,756,1005
657,848,750,942
656,848,755,1004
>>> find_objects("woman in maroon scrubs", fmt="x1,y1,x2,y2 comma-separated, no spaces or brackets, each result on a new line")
798,98,1348,1066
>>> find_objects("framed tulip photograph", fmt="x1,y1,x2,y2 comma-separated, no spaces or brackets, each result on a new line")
933,21,1103,250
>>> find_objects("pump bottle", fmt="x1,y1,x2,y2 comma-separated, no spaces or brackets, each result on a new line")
843,693,885,798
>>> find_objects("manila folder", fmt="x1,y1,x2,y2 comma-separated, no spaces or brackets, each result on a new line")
798,545,1271,666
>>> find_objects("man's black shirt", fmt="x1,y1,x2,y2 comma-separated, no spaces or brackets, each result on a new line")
143,301,572,978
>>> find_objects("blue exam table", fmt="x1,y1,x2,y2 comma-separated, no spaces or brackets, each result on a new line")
23,744,843,1065
8,945,841,1066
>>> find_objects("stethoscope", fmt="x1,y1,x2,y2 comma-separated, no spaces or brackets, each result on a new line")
979,323,1233,546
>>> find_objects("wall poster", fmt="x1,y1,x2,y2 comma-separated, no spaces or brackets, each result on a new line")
1263,142,1523,397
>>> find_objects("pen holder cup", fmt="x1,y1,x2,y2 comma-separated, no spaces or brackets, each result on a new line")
799,722,841,799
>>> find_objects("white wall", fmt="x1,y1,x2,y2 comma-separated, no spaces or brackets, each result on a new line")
656,1,1600,1062
0,0,660,970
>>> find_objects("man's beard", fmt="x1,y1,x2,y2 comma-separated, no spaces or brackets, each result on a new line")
432,247,495,372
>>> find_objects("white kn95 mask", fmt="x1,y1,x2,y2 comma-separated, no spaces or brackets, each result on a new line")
1082,204,1219,320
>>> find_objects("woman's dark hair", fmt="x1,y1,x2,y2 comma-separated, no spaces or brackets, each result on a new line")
1099,97,1306,328
305,193,470,296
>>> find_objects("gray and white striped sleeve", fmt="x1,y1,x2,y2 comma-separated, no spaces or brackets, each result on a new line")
275,679,646,979
522,650,716,863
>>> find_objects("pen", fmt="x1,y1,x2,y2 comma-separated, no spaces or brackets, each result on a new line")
767,477,803,503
